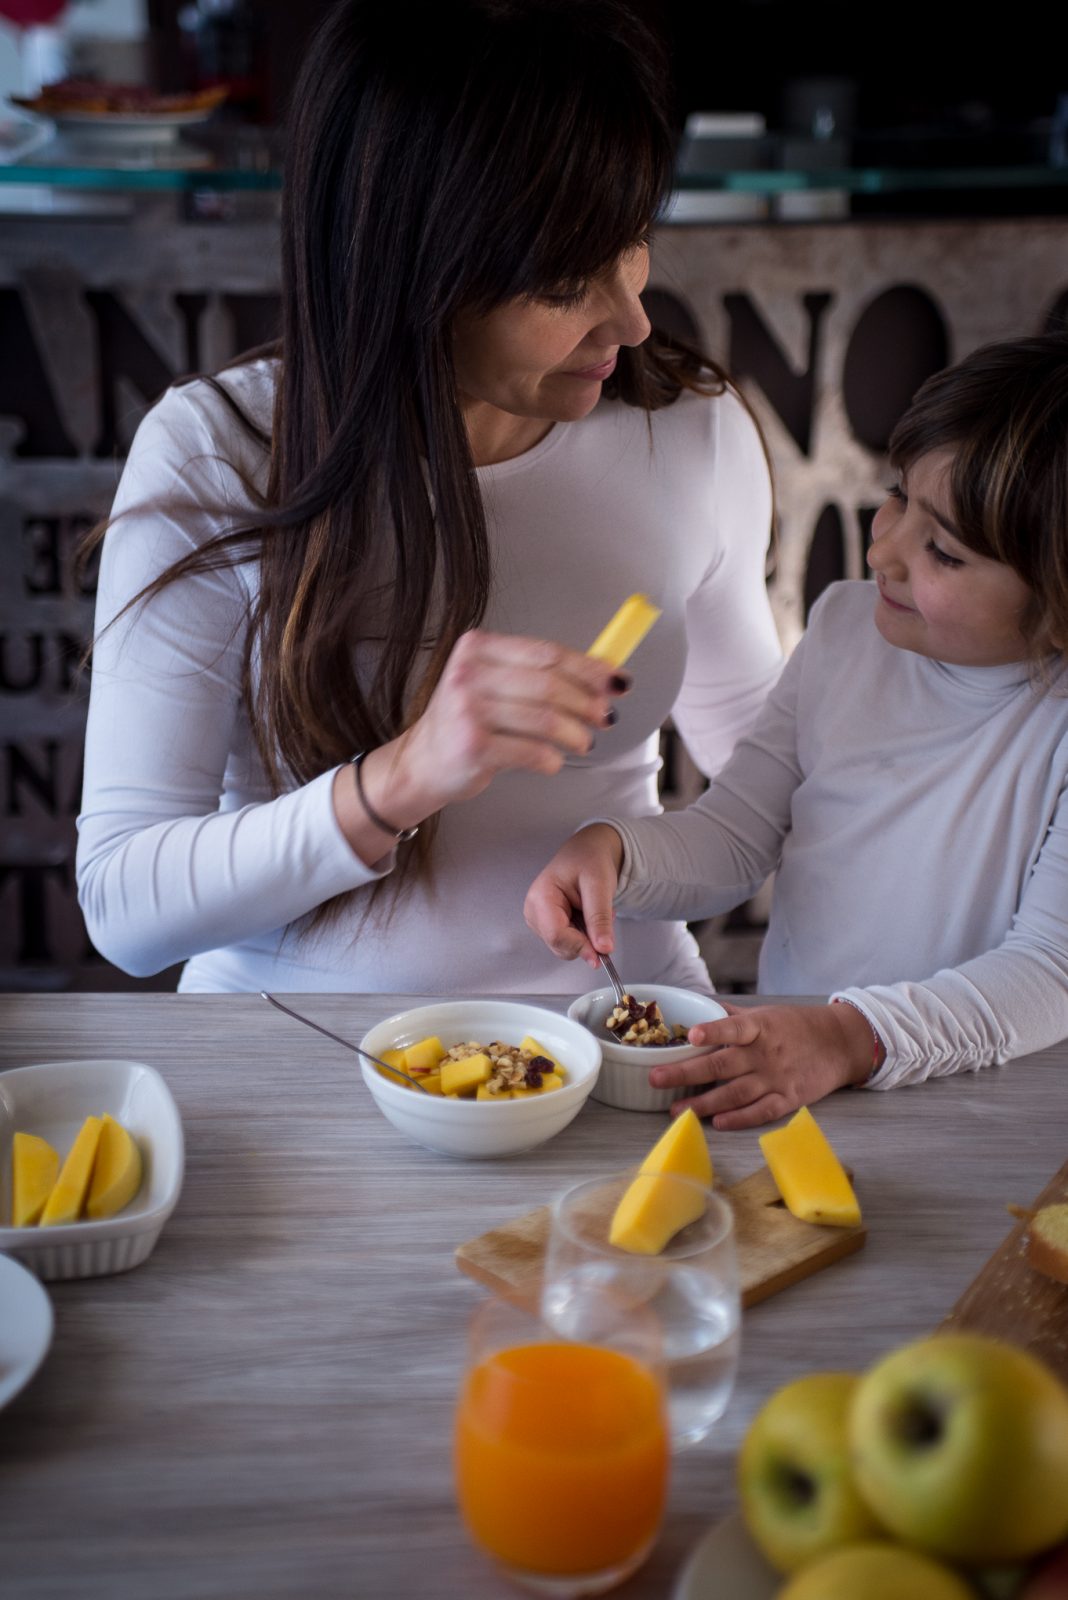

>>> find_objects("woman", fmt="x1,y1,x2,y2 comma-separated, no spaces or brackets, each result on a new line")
76,0,782,994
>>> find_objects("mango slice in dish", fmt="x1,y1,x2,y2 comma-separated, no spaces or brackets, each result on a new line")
40,1115,104,1226
519,1036,566,1078
759,1106,861,1228
85,1113,143,1221
376,1047,411,1086
512,1072,565,1098
405,1035,446,1074
12,1131,60,1227
441,1052,493,1097
587,593,662,669
609,1108,714,1253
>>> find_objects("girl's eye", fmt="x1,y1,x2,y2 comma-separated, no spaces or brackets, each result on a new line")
886,482,907,505
925,539,964,569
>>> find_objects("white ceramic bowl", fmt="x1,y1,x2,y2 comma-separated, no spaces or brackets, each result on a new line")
567,985,728,1112
0,1059,184,1281
359,1000,601,1159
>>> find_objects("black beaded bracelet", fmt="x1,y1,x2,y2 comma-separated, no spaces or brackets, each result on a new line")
349,751,419,843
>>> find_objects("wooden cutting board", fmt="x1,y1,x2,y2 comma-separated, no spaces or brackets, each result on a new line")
455,1164,866,1310
940,1158,1068,1382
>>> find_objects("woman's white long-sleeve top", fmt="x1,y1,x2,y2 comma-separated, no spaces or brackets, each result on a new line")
76,359,783,993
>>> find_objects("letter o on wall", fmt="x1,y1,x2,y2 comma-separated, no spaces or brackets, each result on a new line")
843,286,950,454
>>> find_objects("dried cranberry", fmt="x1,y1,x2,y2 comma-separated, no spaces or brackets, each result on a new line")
523,1065,544,1088
529,1055,552,1070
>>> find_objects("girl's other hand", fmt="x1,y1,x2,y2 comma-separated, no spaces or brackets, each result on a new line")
649,1001,880,1130
523,823,625,967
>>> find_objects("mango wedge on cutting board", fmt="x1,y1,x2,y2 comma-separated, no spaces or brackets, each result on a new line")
587,593,661,669
11,1131,60,1227
609,1108,714,1254
759,1106,861,1228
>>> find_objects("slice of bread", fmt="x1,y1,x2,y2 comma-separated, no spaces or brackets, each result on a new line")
1026,1202,1068,1286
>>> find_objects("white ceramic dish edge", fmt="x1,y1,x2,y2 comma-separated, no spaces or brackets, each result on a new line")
672,1510,778,1600
0,1254,54,1410
0,1059,185,1282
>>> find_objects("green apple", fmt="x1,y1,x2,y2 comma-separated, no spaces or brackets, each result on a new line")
849,1333,1068,1565
776,1540,975,1600
738,1372,884,1573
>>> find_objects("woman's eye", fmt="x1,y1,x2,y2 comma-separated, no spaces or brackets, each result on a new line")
925,539,964,569
542,283,591,311
885,483,907,505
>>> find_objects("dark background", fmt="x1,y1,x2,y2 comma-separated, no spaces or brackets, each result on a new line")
146,0,1061,143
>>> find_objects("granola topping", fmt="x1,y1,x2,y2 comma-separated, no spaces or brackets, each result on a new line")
444,1041,556,1095
604,994,687,1047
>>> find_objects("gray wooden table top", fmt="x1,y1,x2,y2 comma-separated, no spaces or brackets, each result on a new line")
0,992,1064,1600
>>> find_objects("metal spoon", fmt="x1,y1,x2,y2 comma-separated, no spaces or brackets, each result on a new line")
570,909,628,1009
260,992,430,1093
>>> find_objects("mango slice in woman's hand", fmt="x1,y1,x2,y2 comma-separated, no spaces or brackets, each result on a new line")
40,1115,104,1226
85,1113,143,1221
12,1131,60,1227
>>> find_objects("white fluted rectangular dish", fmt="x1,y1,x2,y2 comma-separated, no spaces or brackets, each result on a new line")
0,1059,184,1281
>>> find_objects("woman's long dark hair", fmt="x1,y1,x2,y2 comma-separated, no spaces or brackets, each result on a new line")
86,0,730,911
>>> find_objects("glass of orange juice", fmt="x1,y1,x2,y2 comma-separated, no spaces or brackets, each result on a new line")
454,1294,669,1597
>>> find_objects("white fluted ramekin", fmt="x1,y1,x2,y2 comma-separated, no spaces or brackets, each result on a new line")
567,985,727,1112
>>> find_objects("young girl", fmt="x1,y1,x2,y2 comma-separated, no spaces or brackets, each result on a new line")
525,334,1068,1127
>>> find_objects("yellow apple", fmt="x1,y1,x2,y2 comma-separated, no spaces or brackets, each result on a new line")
738,1373,884,1573
776,1541,975,1600
849,1334,1068,1565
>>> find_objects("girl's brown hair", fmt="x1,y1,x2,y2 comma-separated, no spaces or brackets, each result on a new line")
889,332,1068,660
84,0,736,915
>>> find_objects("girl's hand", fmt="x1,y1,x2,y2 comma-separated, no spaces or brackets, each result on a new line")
524,823,625,967
336,632,626,862
651,1001,880,1130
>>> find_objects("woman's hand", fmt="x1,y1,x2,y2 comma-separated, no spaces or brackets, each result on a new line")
652,1001,881,1130
334,631,625,862
524,823,625,968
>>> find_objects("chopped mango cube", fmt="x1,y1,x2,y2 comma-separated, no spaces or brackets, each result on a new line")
512,1071,566,1099
86,1114,143,1221
476,1084,510,1101
519,1036,566,1078
376,1048,411,1087
587,593,662,669
759,1106,861,1228
40,1115,103,1227
405,1036,446,1074
419,1072,443,1096
441,1052,493,1096
608,1108,714,1254
12,1131,59,1227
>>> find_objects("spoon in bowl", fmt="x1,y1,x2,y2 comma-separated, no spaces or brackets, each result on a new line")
570,910,628,1010
260,992,430,1093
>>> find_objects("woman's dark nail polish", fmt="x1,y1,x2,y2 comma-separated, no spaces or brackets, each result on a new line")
603,707,618,727
609,672,632,694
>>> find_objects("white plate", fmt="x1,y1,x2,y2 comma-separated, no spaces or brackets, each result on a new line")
0,1059,184,1281
0,1254,53,1409
673,1511,779,1600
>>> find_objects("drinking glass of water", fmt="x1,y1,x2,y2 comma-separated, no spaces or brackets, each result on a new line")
540,1171,740,1449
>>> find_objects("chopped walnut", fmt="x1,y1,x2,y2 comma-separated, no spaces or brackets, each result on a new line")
605,994,687,1047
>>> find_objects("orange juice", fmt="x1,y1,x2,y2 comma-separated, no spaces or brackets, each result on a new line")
455,1341,668,1576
